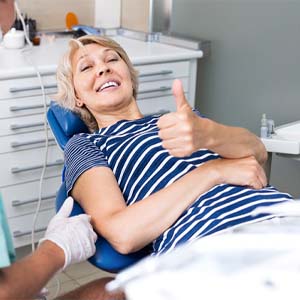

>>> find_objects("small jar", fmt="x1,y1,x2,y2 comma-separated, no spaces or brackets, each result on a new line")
3,28,25,49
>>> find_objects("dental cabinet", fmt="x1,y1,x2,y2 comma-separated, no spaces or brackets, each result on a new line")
0,34,204,248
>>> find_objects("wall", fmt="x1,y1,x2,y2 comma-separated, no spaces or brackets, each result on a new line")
17,0,95,31
172,0,300,197
121,0,150,32
95,0,120,28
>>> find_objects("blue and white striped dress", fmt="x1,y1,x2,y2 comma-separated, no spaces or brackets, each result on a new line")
65,113,293,255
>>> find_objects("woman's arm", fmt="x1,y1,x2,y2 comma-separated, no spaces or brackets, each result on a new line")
72,156,266,254
158,80,267,165
195,117,268,165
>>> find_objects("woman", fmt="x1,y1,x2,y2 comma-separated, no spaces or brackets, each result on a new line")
55,35,292,256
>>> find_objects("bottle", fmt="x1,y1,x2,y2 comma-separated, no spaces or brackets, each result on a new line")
260,113,268,138
267,119,275,137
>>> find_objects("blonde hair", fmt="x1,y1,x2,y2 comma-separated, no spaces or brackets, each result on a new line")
55,35,139,132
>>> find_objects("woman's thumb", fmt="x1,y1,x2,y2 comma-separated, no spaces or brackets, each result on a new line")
173,79,189,111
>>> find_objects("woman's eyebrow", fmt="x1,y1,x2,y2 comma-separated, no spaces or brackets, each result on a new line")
77,48,115,62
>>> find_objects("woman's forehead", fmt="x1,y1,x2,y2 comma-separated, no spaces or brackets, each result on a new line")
73,44,116,61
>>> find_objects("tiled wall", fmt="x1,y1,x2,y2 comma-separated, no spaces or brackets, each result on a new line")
17,0,95,31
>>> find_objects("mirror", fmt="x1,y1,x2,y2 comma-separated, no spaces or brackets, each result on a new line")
0,0,15,34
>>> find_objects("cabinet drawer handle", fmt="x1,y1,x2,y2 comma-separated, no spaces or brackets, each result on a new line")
11,138,55,148
9,84,57,93
10,121,45,130
11,159,64,174
12,193,56,207
139,70,173,77
10,103,50,112
138,86,171,95
13,227,47,238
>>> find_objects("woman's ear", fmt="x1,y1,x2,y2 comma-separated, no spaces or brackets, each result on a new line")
75,97,84,107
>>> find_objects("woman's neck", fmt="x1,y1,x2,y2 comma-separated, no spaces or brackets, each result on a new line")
95,104,144,129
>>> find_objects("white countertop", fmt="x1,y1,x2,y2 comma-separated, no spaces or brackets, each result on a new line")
0,36,203,80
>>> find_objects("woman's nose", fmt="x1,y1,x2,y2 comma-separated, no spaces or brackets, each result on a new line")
97,65,111,77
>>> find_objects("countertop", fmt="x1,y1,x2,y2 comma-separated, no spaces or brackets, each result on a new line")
0,35,204,80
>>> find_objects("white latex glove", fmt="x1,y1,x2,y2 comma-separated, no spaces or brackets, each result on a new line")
40,197,97,270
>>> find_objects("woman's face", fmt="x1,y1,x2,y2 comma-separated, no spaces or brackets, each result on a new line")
71,43,134,116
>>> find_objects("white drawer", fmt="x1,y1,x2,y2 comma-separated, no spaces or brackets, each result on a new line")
137,93,189,116
0,146,64,186
136,61,190,82
0,95,51,119
137,77,188,101
0,74,57,100
8,208,55,248
0,114,47,136
0,130,56,154
2,176,61,218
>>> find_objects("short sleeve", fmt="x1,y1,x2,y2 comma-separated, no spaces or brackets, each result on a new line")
64,134,109,194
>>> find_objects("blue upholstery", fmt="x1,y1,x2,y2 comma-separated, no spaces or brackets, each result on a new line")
47,101,149,273
47,103,89,151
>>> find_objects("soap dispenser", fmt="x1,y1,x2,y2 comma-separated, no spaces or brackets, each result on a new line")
260,113,268,138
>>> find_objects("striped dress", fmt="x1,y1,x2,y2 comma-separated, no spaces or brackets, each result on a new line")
64,113,293,255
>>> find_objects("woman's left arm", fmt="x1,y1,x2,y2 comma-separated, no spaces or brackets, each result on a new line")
158,80,267,165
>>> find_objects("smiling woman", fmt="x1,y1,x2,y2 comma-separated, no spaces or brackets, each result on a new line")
0,0,15,34
54,35,293,259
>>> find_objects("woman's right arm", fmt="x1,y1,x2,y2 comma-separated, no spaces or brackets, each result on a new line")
71,155,266,254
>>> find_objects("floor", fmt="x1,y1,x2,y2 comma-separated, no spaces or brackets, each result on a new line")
46,261,114,299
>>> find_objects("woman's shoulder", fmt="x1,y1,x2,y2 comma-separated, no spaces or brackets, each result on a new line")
65,133,99,152
66,132,91,145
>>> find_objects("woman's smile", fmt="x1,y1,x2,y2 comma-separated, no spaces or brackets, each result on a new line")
96,79,121,93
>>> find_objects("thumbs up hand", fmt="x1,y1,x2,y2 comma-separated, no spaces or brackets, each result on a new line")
157,79,202,157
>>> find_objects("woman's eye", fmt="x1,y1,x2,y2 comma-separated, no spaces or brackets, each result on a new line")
80,65,91,72
108,57,118,63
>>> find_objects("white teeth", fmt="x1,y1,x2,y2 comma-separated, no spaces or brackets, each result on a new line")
99,81,118,91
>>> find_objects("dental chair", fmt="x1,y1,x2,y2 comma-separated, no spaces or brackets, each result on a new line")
47,101,149,273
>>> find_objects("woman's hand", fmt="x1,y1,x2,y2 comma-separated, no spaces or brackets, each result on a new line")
157,79,204,157
209,156,267,189
157,79,267,165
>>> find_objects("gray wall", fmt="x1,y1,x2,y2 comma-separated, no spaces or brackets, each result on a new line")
172,0,300,197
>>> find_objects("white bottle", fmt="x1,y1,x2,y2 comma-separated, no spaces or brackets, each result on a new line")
260,113,268,138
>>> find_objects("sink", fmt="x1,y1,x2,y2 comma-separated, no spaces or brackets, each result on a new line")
261,120,300,155
276,121,300,141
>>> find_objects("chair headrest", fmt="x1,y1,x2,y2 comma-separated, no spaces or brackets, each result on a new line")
47,101,89,150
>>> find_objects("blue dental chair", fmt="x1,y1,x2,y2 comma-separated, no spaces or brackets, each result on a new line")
47,101,149,273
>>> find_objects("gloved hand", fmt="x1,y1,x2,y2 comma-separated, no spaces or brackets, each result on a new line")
40,197,97,270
